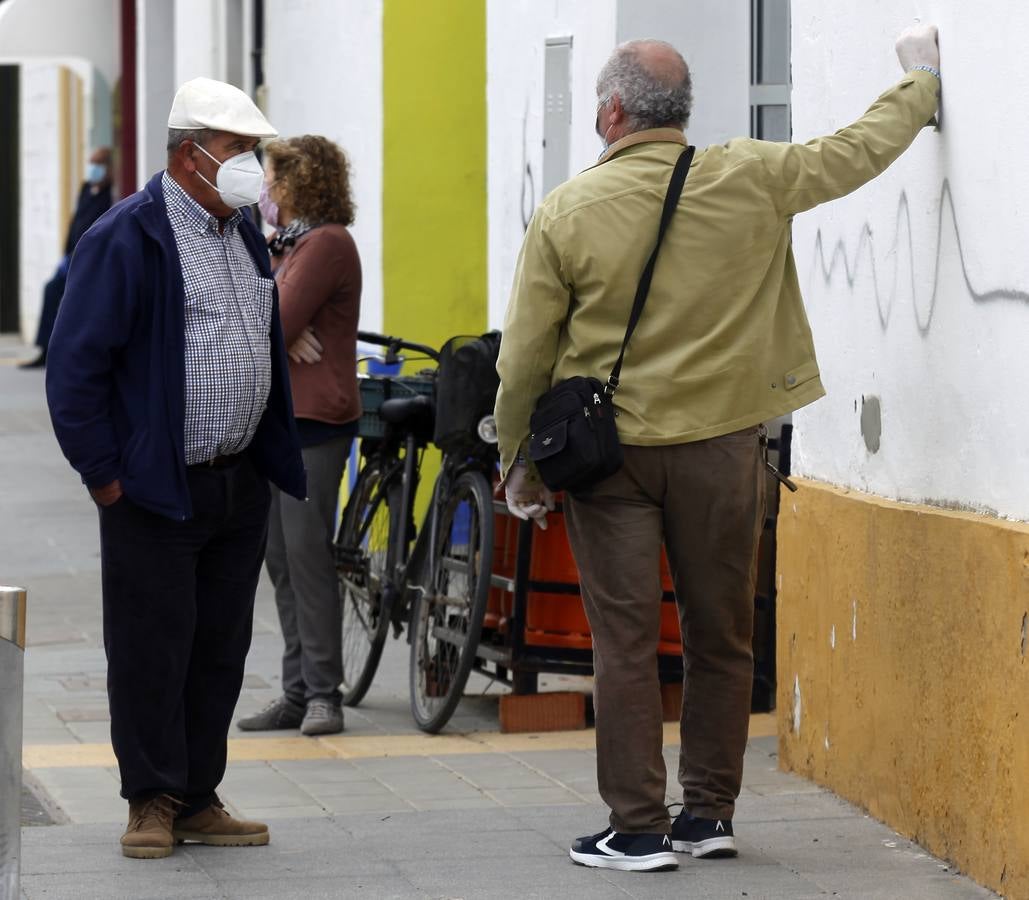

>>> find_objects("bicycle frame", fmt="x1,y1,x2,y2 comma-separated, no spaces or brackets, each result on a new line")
351,433,498,644
344,330,441,623
339,328,502,726
404,442,499,627
389,429,424,632
344,430,424,636
357,330,440,367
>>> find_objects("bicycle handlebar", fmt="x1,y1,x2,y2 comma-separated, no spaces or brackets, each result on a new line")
357,330,440,364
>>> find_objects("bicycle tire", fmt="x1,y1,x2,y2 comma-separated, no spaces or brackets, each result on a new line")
336,455,400,707
409,468,494,733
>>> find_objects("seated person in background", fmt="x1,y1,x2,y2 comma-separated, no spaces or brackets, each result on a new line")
21,146,113,370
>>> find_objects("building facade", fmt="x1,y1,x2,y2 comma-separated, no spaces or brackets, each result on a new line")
2,2,1026,893
779,3,1029,896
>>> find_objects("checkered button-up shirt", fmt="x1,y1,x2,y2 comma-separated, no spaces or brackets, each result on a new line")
162,172,273,465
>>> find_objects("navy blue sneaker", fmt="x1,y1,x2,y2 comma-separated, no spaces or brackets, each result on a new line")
569,827,678,872
670,809,737,858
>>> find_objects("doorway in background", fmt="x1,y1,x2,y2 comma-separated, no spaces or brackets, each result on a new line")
0,64,19,334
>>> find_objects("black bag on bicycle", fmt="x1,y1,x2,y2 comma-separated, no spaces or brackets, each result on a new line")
432,331,502,452
528,146,695,493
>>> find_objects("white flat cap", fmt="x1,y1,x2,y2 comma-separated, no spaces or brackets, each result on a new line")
168,77,277,138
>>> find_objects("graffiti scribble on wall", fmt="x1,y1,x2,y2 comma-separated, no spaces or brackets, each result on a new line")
809,180,1029,334
520,99,536,231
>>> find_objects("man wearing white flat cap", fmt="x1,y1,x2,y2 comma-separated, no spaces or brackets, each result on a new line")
46,77,306,859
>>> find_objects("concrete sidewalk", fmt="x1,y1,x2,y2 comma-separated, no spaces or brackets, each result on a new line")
2,337,999,899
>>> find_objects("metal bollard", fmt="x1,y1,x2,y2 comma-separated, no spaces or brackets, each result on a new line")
0,586,26,900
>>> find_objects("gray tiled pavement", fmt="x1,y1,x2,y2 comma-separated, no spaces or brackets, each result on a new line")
2,337,999,899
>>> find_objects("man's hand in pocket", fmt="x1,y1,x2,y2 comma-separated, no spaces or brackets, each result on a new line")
90,479,124,507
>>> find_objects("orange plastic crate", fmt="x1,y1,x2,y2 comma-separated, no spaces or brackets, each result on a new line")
489,503,683,655
525,591,592,649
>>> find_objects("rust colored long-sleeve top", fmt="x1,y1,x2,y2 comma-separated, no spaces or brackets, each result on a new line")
273,224,362,426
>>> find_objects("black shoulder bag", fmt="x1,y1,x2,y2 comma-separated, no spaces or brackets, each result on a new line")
527,146,696,493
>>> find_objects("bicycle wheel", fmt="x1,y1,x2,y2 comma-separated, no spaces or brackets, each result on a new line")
335,455,400,707
409,468,493,733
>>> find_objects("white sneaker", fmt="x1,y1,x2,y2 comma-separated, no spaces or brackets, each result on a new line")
569,827,678,872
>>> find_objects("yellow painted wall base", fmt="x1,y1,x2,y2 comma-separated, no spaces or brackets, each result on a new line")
777,479,1029,898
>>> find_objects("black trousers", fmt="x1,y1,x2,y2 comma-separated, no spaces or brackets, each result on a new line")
98,456,270,813
35,265,67,352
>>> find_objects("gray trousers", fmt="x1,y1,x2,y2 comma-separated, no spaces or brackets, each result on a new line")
265,435,352,706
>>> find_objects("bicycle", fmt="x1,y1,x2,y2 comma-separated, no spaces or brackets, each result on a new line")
334,331,500,733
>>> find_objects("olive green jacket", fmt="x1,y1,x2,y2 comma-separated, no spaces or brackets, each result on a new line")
495,70,940,479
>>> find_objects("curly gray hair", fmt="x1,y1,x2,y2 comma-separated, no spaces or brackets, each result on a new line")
596,40,693,132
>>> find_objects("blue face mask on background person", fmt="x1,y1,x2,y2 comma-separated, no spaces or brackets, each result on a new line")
87,163,107,184
193,143,265,208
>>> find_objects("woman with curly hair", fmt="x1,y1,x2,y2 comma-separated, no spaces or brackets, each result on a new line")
237,135,360,736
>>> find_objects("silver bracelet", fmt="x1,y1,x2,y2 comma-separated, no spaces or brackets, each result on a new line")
910,64,941,79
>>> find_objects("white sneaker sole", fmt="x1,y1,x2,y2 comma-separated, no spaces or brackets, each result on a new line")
671,836,738,858
569,848,679,871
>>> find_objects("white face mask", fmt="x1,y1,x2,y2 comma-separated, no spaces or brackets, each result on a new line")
193,143,264,208
595,95,614,154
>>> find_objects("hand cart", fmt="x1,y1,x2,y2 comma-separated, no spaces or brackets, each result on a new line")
464,422,793,714
472,496,685,699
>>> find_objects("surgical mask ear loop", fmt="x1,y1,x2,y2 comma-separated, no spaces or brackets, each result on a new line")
191,142,223,194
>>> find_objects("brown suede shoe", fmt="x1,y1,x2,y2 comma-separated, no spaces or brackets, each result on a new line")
173,799,269,847
121,794,182,859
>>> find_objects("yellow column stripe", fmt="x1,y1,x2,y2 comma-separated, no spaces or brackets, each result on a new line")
382,0,488,349
57,66,73,254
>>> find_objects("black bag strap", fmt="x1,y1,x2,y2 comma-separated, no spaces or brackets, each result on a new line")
605,145,695,397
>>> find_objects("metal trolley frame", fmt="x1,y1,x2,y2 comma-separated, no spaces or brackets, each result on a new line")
463,424,793,713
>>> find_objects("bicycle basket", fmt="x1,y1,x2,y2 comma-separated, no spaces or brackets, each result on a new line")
357,373,437,440
432,331,502,452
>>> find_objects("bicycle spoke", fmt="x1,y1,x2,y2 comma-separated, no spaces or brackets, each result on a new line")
337,458,399,705
411,470,494,732
342,588,375,632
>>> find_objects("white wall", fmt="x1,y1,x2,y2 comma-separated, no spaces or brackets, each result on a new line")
174,0,221,86
790,1,1029,521
0,0,118,84
140,0,251,185
137,0,176,184
0,0,115,340
487,0,751,326
486,0,618,327
18,64,63,344
263,0,384,332
0,0,117,152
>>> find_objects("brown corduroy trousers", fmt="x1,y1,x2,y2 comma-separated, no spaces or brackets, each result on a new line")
564,428,766,833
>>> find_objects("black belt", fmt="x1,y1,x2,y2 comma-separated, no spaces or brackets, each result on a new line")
189,453,243,469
